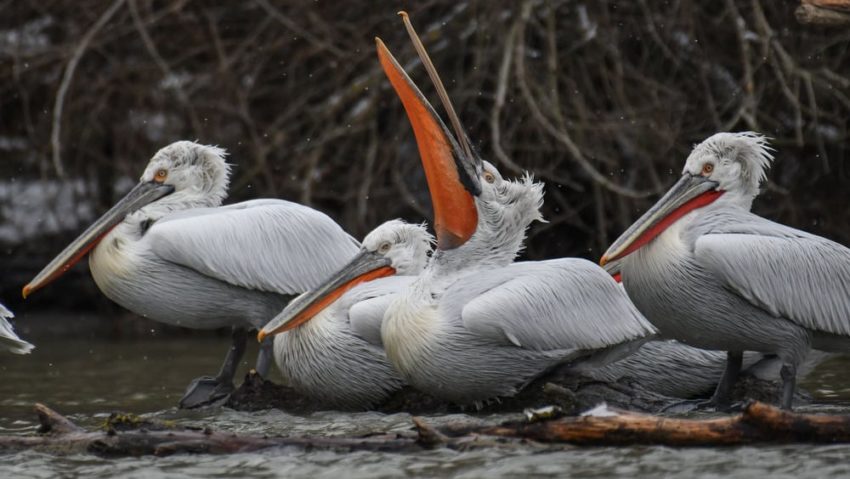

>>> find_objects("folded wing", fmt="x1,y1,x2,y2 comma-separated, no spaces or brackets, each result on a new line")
148,199,360,295
445,259,656,351
696,229,850,337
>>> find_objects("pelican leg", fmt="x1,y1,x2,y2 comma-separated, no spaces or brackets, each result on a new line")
659,351,743,413
780,362,797,410
709,351,743,409
254,337,274,378
179,327,248,409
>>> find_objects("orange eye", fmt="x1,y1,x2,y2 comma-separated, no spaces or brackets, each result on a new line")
701,163,714,175
154,169,168,182
483,172,496,184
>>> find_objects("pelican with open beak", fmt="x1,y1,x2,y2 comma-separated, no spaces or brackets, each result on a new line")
375,13,657,406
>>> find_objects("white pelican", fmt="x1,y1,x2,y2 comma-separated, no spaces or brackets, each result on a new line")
601,132,850,409
24,141,359,407
369,16,656,405
258,219,432,409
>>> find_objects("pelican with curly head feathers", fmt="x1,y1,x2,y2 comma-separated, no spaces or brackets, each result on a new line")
24,141,359,408
602,132,850,410
258,219,432,409
368,14,657,406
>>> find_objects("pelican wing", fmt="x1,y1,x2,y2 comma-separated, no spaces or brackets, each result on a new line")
348,276,417,348
448,259,656,351
0,303,34,354
148,199,360,295
695,226,850,337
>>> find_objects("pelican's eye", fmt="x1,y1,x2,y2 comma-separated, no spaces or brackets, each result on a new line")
378,242,392,254
154,169,168,183
483,171,496,184
701,163,714,176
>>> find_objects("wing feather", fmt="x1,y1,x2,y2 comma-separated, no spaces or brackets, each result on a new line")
452,259,656,351
0,303,34,354
348,276,417,348
696,231,850,336
147,199,360,295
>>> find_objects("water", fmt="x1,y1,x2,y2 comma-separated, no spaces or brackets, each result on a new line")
2,337,850,478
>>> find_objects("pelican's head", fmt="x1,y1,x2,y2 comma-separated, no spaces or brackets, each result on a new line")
681,132,773,204
360,219,434,276
141,141,231,207
375,14,543,261
601,132,774,266
23,141,231,298
258,220,433,339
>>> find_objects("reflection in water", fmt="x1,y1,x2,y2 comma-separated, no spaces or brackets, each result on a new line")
1,337,850,478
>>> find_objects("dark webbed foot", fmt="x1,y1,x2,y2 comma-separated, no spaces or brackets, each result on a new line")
178,376,235,409
178,327,249,409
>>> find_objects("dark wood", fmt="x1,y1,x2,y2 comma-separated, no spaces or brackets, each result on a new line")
5,401,850,457
797,1,850,25
0,403,423,457
803,0,850,12
435,401,850,447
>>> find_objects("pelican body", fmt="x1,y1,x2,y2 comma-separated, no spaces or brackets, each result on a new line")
370,17,656,405
0,303,33,354
602,132,850,409
25,142,360,407
260,220,432,409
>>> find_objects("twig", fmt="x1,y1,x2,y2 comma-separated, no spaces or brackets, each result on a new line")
254,0,344,58
128,0,202,133
50,0,126,178
513,1,655,199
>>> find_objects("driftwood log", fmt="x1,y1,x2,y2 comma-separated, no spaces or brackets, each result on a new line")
797,0,850,25
3,401,850,457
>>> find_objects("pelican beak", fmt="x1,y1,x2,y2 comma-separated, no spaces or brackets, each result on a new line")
601,174,722,265
258,250,396,341
376,35,481,251
23,180,175,298
601,259,623,283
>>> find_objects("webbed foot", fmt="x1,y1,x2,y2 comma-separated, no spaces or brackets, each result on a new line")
178,376,234,409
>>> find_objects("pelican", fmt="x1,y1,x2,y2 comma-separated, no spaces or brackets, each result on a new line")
258,219,432,409
368,15,657,406
24,141,360,407
601,132,850,409
0,303,34,354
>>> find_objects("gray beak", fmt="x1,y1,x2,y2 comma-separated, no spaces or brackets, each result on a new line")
24,180,175,298
601,174,720,266
258,250,395,341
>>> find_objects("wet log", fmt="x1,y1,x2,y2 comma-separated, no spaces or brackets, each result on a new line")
429,401,850,447
803,0,850,11
797,0,850,25
4,401,850,457
0,404,423,457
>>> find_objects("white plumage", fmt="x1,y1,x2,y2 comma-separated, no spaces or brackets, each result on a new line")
0,303,33,354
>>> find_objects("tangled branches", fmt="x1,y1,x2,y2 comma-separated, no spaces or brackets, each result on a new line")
1,0,848,290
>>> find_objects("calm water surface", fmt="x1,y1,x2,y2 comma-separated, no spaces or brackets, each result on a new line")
2,337,850,478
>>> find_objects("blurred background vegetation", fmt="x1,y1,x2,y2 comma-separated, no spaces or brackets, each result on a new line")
1,1,848,334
